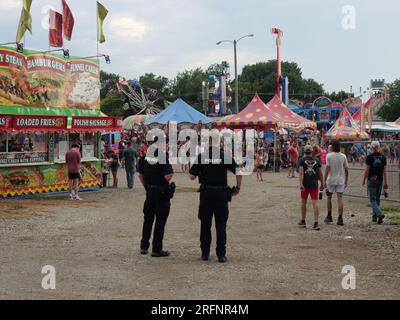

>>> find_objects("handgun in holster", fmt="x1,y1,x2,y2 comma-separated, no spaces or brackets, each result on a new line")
167,182,176,199
226,186,234,202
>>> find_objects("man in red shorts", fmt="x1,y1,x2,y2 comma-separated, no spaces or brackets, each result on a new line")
298,145,324,230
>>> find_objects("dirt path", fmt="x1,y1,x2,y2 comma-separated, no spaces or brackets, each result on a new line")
1,169,399,299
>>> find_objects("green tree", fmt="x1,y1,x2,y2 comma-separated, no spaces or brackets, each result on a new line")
100,71,119,99
326,90,352,103
139,73,171,108
235,60,324,111
100,93,125,117
170,68,208,110
377,79,400,121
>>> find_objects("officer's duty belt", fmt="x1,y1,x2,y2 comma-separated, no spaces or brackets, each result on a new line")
201,185,227,190
147,185,166,189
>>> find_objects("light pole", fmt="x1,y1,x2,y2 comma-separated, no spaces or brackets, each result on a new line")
216,34,254,114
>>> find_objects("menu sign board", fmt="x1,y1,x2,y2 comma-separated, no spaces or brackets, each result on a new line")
71,116,116,131
0,46,100,110
0,152,48,165
12,115,67,131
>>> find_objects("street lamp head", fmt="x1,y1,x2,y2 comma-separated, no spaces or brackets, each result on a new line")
216,41,222,45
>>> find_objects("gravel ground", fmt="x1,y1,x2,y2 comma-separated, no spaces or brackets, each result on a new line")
0,168,399,300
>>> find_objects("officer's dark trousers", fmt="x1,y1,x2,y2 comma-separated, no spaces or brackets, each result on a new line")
141,188,170,252
199,188,229,258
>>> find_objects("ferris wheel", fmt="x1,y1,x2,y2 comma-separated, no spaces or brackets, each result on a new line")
116,77,161,115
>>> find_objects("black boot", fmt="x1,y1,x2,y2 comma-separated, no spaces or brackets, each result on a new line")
151,250,170,257
324,214,333,223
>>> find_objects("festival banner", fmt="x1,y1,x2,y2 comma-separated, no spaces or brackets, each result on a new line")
97,1,108,43
49,10,63,47
62,0,75,41
16,0,33,43
0,46,100,110
12,115,68,131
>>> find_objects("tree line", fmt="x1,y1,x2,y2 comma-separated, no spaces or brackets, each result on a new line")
100,60,399,121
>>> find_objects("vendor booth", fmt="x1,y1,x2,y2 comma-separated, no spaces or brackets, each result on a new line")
0,46,121,198
213,94,316,171
213,94,316,131
145,98,212,127
324,109,369,141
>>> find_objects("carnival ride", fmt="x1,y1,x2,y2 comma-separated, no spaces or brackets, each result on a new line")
271,27,289,105
206,61,232,115
116,77,161,115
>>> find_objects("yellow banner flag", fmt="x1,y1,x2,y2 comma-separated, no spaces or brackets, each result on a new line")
97,1,108,43
16,0,33,43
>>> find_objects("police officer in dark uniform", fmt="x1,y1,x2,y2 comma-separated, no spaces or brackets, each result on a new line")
189,136,242,263
137,138,174,257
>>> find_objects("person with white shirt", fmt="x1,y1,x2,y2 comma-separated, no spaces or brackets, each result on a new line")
324,141,349,226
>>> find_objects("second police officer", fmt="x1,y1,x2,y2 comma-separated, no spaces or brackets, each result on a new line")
189,133,242,263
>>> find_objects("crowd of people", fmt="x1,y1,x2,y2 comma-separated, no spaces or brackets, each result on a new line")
62,131,391,262
295,140,388,230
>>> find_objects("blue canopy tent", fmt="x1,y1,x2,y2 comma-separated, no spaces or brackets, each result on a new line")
145,98,212,127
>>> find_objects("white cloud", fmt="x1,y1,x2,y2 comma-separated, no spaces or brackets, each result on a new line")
108,16,147,40
0,0,21,10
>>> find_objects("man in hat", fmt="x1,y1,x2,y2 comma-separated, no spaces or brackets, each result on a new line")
298,144,324,230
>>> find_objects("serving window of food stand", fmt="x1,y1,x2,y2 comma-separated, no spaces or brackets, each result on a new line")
70,116,122,159
0,115,67,166
54,131,99,162
0,132,49,165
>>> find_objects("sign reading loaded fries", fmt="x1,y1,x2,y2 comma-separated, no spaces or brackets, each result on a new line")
12,115,68,131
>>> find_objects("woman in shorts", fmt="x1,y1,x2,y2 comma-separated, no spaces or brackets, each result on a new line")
110,152,121,188
255,149,264,182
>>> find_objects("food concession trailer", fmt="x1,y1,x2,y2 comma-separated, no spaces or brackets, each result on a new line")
0,46,122,198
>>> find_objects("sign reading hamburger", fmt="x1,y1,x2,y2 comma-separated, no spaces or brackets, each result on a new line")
0,46,100,111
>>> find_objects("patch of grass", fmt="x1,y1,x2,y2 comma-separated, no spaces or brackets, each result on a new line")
382,205,400,225
382,205,400,213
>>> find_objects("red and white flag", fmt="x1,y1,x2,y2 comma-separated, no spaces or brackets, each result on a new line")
62,0,74,41
49,10,63,47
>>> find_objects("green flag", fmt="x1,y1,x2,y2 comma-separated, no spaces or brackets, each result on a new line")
16,0,33,43
97,1,108,43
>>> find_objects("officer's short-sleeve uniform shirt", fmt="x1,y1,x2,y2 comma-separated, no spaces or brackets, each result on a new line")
189,147,238,186
137,152,173,186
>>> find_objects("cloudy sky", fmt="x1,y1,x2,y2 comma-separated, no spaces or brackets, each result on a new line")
0,0,399,94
